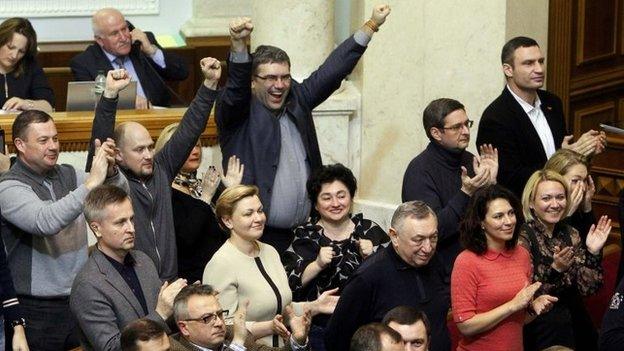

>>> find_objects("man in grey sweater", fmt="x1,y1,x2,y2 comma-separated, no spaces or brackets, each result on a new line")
87,58,222,281
0,109,122,350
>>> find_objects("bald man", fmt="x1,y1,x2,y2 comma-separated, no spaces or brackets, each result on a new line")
70,7,188,108
86,59,220,281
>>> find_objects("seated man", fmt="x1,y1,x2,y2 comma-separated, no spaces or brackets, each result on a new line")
325,201,450,351
170,284,311,350
0,110,121,350
70,184,187,351
70,7,189,108
402,98,497,276
350,323,404,351
86,57,221,281
383,306,431,351
121,319,170,351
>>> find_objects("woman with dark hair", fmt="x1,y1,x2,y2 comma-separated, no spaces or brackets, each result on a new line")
282,163,389,350
0,18,53,112
451,185,556,351
520,170,611,350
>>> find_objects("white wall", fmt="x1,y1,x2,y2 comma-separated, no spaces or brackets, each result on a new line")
0,0,192,42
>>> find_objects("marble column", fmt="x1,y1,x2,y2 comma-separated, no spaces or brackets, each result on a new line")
251,0,335,81
180,0,251,37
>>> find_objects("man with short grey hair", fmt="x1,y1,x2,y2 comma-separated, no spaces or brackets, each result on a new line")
325,201,450,351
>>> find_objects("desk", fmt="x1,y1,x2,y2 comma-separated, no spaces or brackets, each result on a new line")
0,108,218,152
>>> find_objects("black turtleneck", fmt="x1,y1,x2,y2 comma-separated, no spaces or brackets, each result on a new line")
401,141,474,277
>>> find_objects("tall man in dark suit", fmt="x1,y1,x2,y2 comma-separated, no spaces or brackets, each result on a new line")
70,7,188,108
70,184,187,351
476,36,605,196
216,5,391,253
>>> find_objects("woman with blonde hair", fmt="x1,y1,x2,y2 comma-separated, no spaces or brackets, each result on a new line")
544,148,595,238
0,18,53,112
203,185,338,347
155,123,243,282
520,170,611,350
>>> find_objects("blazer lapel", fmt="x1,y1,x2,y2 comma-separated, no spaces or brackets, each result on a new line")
133,251,159,310
538,90,566,146
501,88,548,160
93,249,145,317
95,46,115,73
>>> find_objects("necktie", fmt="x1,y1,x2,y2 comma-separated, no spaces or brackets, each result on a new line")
114,57,126,70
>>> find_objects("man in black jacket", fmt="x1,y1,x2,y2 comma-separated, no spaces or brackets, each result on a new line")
216,5,390,253
70,8,188,108
476,36,605,197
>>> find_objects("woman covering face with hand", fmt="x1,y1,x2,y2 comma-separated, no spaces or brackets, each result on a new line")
451,185,556,351
0,18,53,112
520,170,610,351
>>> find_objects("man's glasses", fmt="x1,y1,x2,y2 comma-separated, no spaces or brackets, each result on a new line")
441,120,474,132
184,310,227,325
254,74,292,84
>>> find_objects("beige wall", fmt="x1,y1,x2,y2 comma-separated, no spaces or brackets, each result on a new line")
351,0,549,224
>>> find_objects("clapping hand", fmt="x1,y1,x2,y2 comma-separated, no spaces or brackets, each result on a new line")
155,278,188,319
510,282,541,312
284,304,312,345
231,300,249,346
531,294,558,315
460,163,490,196
586,215,612,255
222,155,244,188
200,166,220,204
477,144,498,184
551,246,574,273
310,288,339,315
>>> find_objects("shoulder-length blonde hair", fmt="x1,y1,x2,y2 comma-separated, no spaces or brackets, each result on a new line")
215,185,260,231
154,122,203,155
521,170,570,222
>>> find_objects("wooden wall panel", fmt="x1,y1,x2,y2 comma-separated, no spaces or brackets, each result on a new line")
575,0,618,66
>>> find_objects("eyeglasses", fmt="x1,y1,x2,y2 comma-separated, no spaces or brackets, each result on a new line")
254,74,292,84
184,310,227,325
441,120,473,132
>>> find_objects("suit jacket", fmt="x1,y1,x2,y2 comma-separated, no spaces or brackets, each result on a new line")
169,327,300,351
70,249,167,351
476,87,567,196
69,31,188,107
215,36,366,216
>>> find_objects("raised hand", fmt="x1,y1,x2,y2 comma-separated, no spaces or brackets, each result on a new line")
155,278,188,319
104,69,131,98
586,215,612,255
370,4,391,27
562,131,601,156
357,239,374,259
284,304,312,345
315,246,334,270
566,181,584,217
95,138,118,177
581,175,595,212
130,27,157,56
200,57,222,89
85,140,111,190
460,165,490,196
231,300,249,346
200,166,221,204
222,155,244,188
510,282,541,312
229,17,253,41
531,294,558,315
551,246,574,272
478,144,498,184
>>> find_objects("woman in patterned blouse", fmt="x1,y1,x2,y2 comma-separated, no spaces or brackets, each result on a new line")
282,163,389,350
519,170,611,351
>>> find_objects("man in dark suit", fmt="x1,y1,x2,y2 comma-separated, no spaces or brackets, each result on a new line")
170,284,311,351
70,184,187,351
217,5,391,253
476,36,605,196
70,7,188,108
